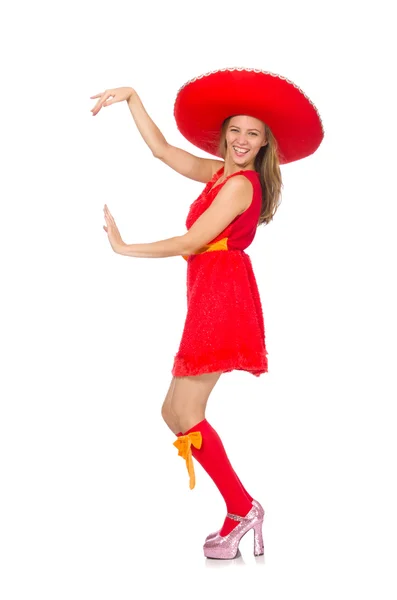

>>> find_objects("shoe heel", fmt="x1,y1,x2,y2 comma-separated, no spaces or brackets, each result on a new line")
253,520,264,556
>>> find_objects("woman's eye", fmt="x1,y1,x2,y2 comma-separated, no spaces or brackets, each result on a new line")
230,128,257,135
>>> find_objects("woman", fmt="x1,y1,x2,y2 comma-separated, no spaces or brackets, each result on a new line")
91,68,323,560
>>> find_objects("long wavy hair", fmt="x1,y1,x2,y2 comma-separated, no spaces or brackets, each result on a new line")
218,117,283,226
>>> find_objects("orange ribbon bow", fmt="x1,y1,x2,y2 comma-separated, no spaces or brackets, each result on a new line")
173,431,202,489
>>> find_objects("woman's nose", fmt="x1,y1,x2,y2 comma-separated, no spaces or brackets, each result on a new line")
235,137,247,146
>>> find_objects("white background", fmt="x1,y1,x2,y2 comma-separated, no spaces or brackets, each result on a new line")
1,0,396,598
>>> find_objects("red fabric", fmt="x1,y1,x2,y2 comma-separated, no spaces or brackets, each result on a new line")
172,167,268,377
176,431,253,503
181,419,253,537
174,68,324,164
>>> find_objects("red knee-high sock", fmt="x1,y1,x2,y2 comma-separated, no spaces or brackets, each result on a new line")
177,419,253,536
177,430,253,503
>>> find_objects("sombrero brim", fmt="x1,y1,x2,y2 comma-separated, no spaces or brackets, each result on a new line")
174,68,324,165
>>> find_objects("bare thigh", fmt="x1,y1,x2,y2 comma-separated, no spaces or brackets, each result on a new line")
170,371,223,433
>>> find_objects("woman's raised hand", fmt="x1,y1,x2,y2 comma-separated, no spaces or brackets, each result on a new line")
90,87,135,116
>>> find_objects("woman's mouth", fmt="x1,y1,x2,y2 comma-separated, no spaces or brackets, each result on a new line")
233,146,250,157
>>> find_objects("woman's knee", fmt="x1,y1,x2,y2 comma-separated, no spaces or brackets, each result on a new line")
170,372,222,431
160,401,180,435
161,372,222,433
161,402,173,424
161,377,177,426
161,396,199,433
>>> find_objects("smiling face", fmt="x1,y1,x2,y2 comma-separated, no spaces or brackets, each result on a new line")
224,115,267,167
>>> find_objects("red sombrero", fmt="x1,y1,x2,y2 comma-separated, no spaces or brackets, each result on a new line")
174,67,324,164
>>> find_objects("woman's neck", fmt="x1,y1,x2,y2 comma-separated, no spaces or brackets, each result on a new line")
222,160,256,178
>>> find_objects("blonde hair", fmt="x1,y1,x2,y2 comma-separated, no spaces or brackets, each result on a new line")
218,117,283,226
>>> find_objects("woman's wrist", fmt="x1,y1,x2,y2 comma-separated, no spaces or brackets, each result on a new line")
127,88,137,103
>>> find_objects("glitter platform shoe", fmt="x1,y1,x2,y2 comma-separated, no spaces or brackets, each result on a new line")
203,500,265,559
205,499,263,543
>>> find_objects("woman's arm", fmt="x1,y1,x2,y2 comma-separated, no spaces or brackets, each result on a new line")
117,176,252,259
127,90,223,183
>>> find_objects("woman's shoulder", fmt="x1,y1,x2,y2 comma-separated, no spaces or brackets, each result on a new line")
238,170,261,193
227,169,260,186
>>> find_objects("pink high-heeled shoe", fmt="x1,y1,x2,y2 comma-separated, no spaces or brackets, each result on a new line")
203,500,265,559
205,499,263,543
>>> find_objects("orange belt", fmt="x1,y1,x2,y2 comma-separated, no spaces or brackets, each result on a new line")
182,237,229,261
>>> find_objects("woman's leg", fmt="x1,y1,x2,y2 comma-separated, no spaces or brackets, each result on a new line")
161,375,253,504
161,376,180,434
161,372,219,433
164,372,254,536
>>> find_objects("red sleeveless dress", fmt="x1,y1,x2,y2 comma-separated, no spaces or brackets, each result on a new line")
171,166,268,377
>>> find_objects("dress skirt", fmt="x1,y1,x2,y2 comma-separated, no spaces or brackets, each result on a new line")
171,248,268,377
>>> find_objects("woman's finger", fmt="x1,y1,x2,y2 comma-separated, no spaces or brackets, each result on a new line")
102,95,116,107
91,91,113,114
92,94,106,108
104,205,113,219
104,205,116,226
105,214,115,228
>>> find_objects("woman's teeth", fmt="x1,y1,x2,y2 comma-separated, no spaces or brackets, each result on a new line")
233,146,249,155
